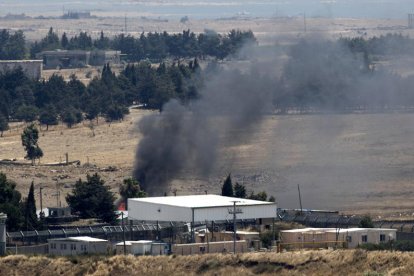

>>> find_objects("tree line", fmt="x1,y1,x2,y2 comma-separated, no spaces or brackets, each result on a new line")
221,174,275,202
0,59,201,134
0,27,257,62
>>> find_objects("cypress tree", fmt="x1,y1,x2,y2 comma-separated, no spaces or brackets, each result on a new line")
24,181,38,229
221,174,234,197
234,182,247,198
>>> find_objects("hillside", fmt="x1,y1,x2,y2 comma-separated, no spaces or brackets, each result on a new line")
0,250,412,275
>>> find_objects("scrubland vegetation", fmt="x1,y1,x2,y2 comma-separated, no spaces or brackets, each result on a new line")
0,250,413,275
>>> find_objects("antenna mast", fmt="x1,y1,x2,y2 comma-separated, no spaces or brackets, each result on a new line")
124,14,127,33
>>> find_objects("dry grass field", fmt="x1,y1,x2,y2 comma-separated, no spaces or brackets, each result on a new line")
2,16,414,44
3,109,414,218
0,249,413,275
0,109,150,208
2,16,414,217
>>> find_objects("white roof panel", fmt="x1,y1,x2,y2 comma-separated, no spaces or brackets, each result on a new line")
129,194,273,209
69,236,108,242
282,228,397,234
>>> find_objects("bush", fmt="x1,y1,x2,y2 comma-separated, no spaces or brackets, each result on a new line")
260,230,275,248
359,215,374,228
359,240,414,252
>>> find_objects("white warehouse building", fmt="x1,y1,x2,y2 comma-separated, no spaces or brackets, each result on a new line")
128,194,277,223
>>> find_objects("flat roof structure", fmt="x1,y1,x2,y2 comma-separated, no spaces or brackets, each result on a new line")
128,194,277,222
281,228,397,234
0,60,43,63
49,236,108,242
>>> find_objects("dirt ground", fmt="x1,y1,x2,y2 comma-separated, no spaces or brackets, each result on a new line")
2,16,414,44
3,109,414,219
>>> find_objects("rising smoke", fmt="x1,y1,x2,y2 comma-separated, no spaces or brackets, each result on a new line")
133,50,274,195
134,35,414,200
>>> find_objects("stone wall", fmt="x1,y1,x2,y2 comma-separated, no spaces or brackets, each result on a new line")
0,60,43,79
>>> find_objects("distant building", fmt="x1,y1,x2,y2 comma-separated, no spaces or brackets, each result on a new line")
61,11,94,20
115,240,153,255
151,242,169,256
46,207,78,224
128,194,277,244
280,228,397,249
409,14,414,29
172,240,247,255
36,50,121,69
48,236,110,256
0,60,42,79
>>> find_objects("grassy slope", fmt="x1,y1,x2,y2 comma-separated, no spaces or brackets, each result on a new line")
0,250,413,276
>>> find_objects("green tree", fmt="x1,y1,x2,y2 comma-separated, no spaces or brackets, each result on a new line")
221,174,234,197
119,178,146,210
61,32,69,49
15,105,38,122
105,104,128,122
359,215,374,228
234,182,246,198
248,191,268,201
39,106,58,130
21,124,43,165
0,113,8,137
23,181,38,230
66,173,117,224
0,172,24,231
62,108,82,128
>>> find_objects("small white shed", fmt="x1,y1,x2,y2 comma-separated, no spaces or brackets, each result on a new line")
48,236,109,256
151,242,169,256
116,240,153,255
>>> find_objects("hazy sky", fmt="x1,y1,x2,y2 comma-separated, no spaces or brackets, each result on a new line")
1,0,414,19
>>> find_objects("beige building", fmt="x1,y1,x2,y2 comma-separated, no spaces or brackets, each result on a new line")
0,60,42,79
195,231,261,249
48,236,110,256
280,228,397,249
37,50,121,69
172,240,248,255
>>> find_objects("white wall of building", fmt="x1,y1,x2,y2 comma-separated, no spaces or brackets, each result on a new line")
48,237,109,256
128,195,277,222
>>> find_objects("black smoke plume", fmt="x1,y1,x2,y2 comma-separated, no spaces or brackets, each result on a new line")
133,55,274,195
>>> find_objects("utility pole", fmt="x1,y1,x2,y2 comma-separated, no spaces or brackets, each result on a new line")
298,184,303,214
229,201,243,254
121,212,126,255
39,185,43,217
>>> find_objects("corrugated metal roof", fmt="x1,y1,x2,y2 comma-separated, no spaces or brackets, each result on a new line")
130,194,274,209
